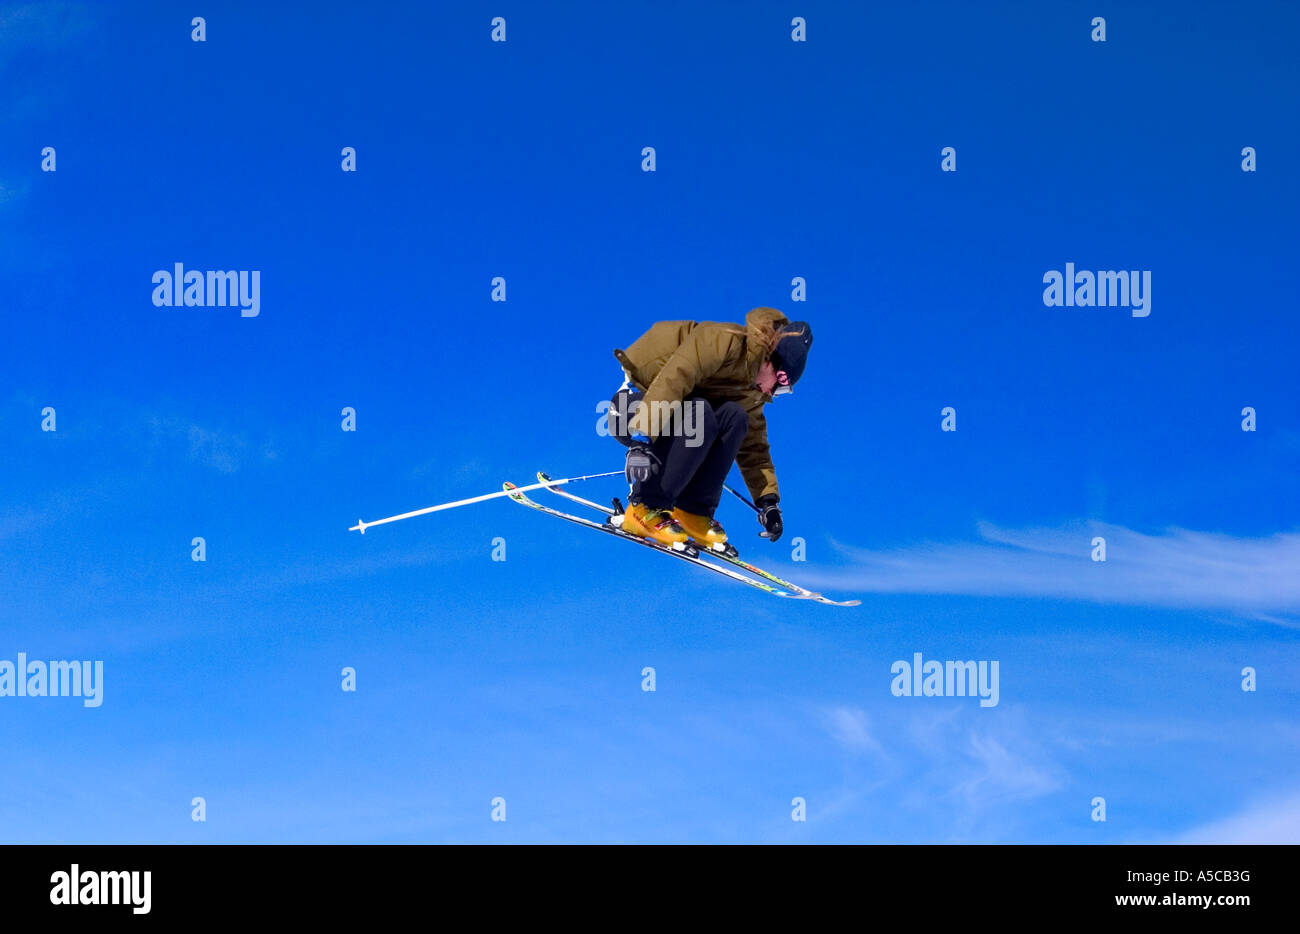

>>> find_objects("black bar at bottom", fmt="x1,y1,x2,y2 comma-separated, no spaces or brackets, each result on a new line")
0,844,1286,921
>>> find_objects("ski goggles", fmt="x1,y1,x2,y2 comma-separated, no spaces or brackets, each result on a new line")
772,370,793,396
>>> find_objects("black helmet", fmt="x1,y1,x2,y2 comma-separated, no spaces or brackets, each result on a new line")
770,321,813,386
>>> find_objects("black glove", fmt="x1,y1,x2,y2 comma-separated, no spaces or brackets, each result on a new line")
756,494,783,543
624,442,661,484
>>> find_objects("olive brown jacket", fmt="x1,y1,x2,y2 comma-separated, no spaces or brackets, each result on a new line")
613,306,788,502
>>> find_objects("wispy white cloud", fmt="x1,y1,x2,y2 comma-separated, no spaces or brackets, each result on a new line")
0,2,93,62
949,730,1062,806
183,423,246,474
0,181,29,204
146,416,277,474
0,2,95,133
903,706,1066,807
821,705,884,755
795,522,1300,621
0,478,125,542
1167,790,1300,844
817,704,1065,840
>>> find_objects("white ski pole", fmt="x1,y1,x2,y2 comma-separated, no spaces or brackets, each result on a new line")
350,469,623,533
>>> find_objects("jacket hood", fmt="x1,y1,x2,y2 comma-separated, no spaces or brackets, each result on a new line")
746,306,790,332
744,307,791,363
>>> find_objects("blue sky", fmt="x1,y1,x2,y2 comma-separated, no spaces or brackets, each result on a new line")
2,0,1297,842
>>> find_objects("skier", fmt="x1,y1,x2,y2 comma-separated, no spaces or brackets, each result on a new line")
609,307,813,550
350,307,855,603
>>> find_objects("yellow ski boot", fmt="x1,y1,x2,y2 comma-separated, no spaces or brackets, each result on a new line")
622,503,690,548
672,508,728,551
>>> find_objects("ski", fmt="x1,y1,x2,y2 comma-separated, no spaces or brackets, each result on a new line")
503,482,806,600
535,471,861,607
